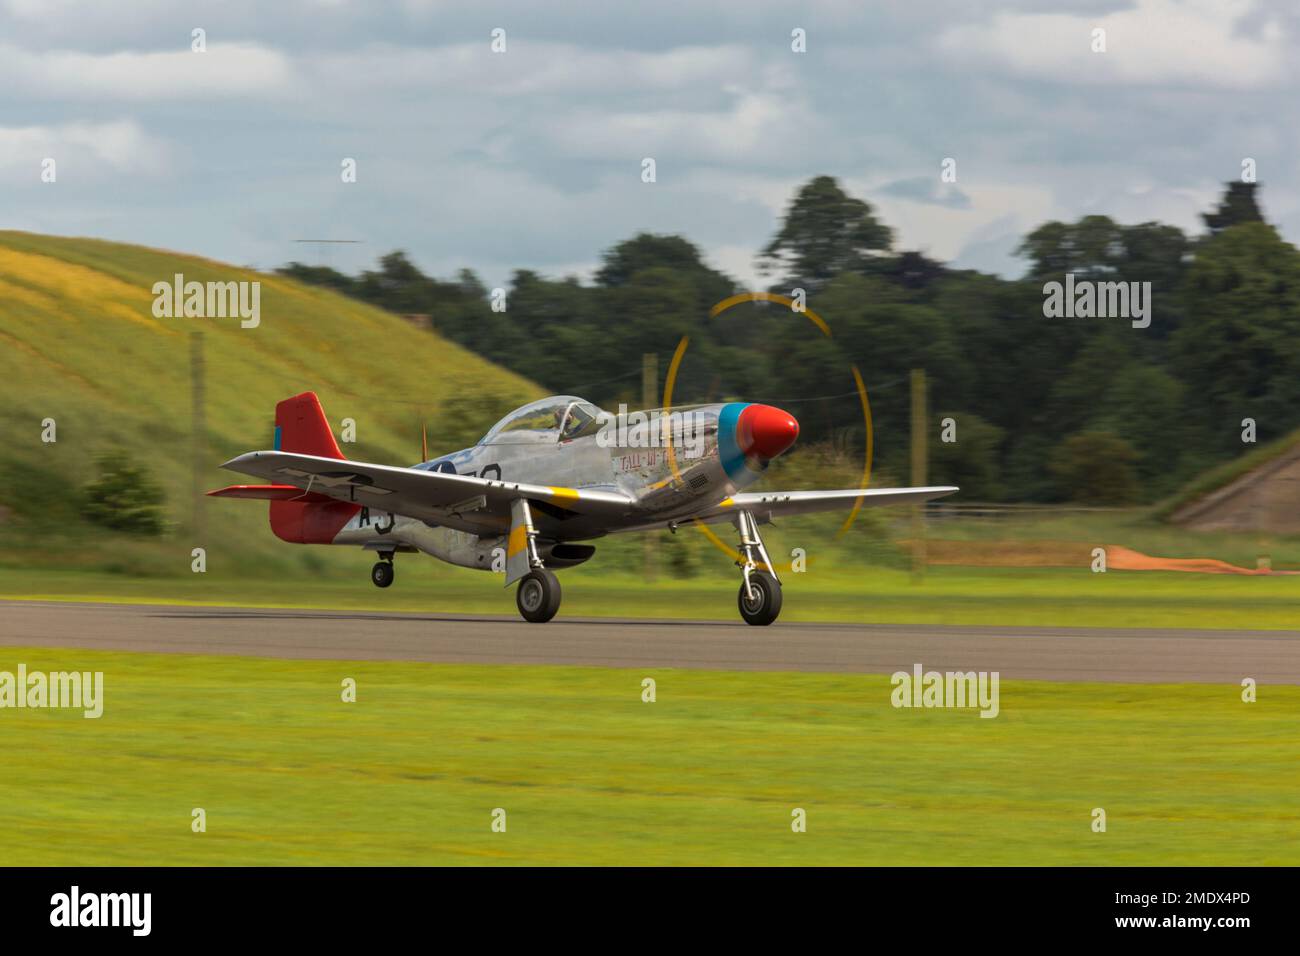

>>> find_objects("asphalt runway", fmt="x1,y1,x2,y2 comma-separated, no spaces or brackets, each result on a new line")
2,600,1298,683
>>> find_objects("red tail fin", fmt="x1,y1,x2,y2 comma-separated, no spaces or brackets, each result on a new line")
275,392,345,459
269,392,358,542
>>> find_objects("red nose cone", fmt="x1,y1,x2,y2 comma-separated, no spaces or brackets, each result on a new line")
738,404,800,460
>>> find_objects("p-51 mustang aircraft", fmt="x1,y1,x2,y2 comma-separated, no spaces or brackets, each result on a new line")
211,392,956,624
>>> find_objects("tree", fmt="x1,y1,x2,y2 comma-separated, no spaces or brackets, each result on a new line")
357,251,430,309
1172,221,1300,453
275,262,356,296
596,233,731,297
1016,216,1188,287
1044,336,1133,436
1087,362,1187,493
508,270,610,391
759,176,892,288
1202,182,1265,236
81,452,166,535
1016,215,1129,278
867,250,948,290
1049,432,1139,505
930,412,1005,501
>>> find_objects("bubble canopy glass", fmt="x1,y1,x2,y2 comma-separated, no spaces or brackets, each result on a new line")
479,396,603,444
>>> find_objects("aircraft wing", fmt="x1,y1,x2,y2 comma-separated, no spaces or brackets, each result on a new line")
219,450,635,535
691,486,959,524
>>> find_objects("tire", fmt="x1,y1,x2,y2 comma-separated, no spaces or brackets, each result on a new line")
516,568,562,623
737,570,782,626
371,561,394,589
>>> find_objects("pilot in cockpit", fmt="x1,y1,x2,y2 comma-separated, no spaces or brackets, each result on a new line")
557,403,596,440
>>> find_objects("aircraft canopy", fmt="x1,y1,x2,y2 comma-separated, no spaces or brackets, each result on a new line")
480,396,603,444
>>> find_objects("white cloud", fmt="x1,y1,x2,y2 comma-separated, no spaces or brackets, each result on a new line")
706,243,768,291
937,0,1288,90
305,42,758,98
860,178,1059,264
3,2,1299,287
0,120,170,175
0,42,298,99
546,88,814,164
680,170,804,216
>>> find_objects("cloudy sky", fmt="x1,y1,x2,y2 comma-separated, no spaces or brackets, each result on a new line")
2,0,1297,289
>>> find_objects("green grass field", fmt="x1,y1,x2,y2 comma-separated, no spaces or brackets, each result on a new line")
1,646,1295,865
1,562,1294,629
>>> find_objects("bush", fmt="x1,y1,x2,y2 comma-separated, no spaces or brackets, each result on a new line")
1049,432,1139,505
81,451,166,535
930,411,1005,500
662,530,698,579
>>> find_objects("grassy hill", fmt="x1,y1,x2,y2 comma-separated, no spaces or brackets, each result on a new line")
0,231,540,576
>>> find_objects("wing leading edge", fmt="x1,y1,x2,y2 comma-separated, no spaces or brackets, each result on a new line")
691,486,959,525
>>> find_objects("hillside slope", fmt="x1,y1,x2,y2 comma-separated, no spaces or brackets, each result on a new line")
1154,426,1300,529
0,231,540,575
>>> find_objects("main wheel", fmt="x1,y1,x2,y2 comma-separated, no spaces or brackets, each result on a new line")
371,561,394,588
737,570,782,626
516,568,561,623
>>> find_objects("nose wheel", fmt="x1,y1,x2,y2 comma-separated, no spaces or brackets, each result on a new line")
735,509,782,625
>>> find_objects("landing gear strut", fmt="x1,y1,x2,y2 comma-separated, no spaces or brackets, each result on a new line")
735,510,782,626
511,498,562,623
371,554,395,588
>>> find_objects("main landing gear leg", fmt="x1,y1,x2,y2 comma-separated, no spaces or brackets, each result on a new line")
371,551,395,588
735,510,782,626
512,499,561,623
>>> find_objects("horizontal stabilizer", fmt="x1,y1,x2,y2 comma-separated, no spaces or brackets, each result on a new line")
207,484,334,503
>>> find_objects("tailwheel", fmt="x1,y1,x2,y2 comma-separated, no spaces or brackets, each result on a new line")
738,570,782,626
516,568,561,623
371,560,395,589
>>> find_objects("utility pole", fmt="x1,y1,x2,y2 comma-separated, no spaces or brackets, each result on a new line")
643,352,658,581
191,331,207,539
910,368,927,582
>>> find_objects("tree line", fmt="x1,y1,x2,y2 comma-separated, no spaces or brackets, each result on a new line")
277,177,1298,504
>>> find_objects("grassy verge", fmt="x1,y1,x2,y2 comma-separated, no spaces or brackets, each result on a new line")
1,646,1295,865
0,564,1295,629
